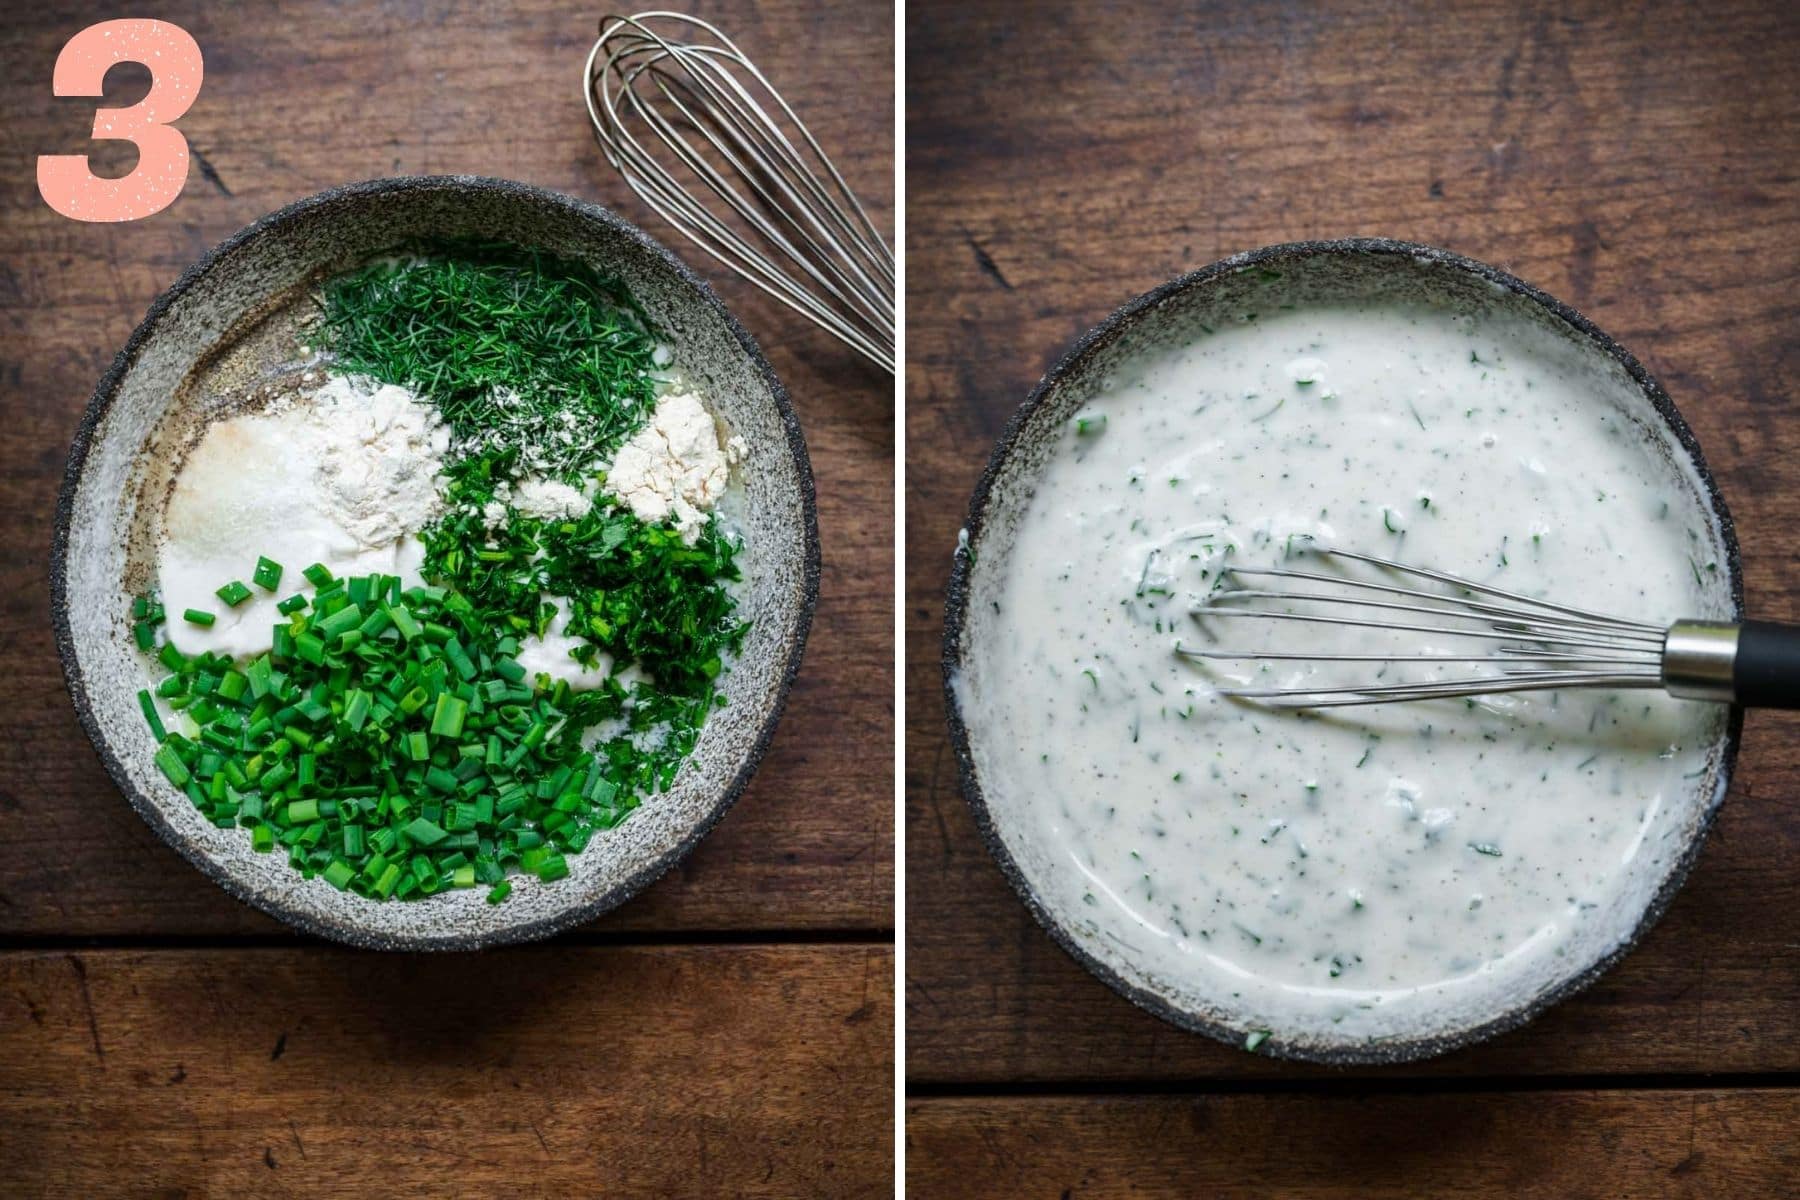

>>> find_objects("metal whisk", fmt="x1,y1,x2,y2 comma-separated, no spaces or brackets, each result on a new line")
1185,547,1800,709
585,12,895,373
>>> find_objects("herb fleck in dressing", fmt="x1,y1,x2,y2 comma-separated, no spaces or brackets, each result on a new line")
959,301,1729,1042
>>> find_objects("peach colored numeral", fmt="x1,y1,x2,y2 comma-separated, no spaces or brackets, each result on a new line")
37,19,204,222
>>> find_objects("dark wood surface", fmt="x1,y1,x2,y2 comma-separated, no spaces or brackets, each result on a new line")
906,0,1800,1193
6,945,891,1195
0,1,892,1193
908,1090,1800,1198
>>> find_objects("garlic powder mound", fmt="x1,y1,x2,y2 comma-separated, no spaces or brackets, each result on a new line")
603,390,742,542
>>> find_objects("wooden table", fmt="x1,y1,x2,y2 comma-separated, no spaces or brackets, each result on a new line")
905,0,1799,1194
0,2,892,1194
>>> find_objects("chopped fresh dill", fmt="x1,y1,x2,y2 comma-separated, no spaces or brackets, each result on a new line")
318,245,660,479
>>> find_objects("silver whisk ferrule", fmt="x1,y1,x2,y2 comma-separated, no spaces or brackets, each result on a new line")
585,12,894,372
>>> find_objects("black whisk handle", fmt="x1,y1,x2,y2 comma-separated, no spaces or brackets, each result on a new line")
1736,621,1800,710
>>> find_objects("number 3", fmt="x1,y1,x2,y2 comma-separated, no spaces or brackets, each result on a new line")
37,19,204,222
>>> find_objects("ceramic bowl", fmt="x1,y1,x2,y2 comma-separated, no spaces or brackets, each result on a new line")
54,175,818,949
943,238,1743,1062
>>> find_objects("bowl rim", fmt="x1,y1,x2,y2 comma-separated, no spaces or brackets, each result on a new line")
940,236,1745,1063
51,173,821,951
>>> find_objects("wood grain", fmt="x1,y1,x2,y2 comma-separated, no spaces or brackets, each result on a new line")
907,1091,1800,1198
0,0,893,937
0,945,893,1196
905,0,1800,1088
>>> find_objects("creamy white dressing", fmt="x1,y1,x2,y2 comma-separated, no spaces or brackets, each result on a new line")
958,300,1730,1042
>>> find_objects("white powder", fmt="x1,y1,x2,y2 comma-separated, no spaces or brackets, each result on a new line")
307,375,450,544
514,477,592,522
158,374,447,657
604,389,743,543
479,476,594,530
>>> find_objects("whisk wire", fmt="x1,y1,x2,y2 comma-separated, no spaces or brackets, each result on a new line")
1204,587,1668,646
1191,546,1674,707
1222,564,1665,637
1311,548,1664,631
586,13,894,372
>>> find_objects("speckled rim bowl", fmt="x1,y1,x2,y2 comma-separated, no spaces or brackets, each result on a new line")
53,175,819,950
943,238,1744,1063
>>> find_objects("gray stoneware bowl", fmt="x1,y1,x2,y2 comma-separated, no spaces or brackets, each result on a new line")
54,176,818,950
944,239,1743,1063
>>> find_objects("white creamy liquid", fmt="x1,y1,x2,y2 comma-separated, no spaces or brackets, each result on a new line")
959,301,1730,1044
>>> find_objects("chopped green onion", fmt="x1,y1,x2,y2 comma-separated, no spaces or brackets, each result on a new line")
402,817,447,847
430,693,468,739
153,744,191,787
137,690,166,741
183,608,216,627
215,581,253,608
216,671,249,703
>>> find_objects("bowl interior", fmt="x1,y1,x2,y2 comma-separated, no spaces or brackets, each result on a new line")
946,241,1741,1061
56,176,817,949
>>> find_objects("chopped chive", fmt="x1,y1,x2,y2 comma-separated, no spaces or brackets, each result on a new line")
215,581,253,608
430,693,468,739
402,817,448,847
317,605,362,640
342,688,372,731
137,690,166,741
183,608,217,627
372,861,402,898
386,603,423,641
294,633,326,665
216,671,249,703
302,562,334,587
154,744,191,787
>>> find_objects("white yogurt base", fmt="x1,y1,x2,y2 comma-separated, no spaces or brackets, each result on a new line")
957,299,1731,1044
158,379,443,659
